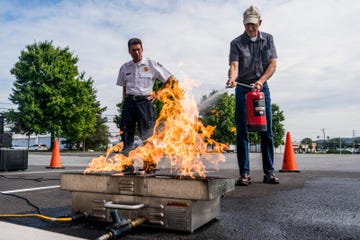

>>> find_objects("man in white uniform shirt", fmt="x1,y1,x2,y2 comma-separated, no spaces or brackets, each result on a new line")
116,38,173,170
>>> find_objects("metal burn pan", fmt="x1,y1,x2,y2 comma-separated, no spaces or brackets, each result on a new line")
60,172,235,201
69,191,221,233
60,172,235,232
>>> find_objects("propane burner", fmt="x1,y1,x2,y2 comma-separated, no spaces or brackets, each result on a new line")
61,172,234,232
83,169,221,180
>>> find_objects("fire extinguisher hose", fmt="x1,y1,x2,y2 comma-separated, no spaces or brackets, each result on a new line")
226,82,255,89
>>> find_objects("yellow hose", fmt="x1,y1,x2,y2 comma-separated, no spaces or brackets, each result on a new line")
0,213,72,222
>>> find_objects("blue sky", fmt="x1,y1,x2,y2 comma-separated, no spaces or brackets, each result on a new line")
1,0,359,141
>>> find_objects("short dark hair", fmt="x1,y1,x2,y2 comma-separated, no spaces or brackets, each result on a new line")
128,38,142,50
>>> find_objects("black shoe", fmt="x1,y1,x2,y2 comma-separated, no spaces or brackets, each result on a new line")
263,173,279,184
122,165,134,173
235,174,251,186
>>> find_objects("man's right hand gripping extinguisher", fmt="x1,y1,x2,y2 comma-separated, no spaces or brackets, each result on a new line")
246,89,267,132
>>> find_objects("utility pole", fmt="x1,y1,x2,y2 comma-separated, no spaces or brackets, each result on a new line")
352,130,356,154
321,128,326,150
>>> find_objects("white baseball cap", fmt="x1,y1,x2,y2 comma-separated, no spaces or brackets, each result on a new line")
243,5,261,24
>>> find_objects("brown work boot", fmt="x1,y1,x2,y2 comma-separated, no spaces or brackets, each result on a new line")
235,173,251,186
263,173,279,184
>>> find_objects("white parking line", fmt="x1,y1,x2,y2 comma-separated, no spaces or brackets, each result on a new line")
2,169,83,175
1,185,60,194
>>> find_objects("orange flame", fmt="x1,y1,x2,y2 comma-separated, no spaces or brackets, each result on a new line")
84,78,226,178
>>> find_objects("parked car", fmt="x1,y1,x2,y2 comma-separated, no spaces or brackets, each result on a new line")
10,145,27,150
29,144,49,151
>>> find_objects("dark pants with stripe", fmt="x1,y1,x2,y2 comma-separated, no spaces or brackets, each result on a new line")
120,96,155,150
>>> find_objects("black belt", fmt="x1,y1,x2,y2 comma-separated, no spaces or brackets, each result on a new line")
126,94,148,101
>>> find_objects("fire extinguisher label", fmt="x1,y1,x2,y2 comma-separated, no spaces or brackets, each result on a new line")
253,99,266,116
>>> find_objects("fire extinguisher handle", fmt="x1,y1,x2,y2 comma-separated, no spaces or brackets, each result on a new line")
236,82,255,89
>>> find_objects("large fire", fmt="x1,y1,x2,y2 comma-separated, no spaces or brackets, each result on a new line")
84,78,226,178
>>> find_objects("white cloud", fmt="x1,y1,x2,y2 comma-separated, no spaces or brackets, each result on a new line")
0,0,359,140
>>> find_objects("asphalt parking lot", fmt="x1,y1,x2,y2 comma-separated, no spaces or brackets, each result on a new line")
0,152,359,240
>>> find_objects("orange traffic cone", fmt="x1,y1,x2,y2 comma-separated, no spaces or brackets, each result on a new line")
46,138,64,169
279,131,300,172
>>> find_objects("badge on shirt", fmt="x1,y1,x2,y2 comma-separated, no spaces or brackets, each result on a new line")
144,66,149,72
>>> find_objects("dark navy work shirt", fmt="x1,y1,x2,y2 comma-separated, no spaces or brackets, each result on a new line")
229,31,277,84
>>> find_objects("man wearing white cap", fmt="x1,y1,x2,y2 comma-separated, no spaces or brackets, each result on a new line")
226,5,279,186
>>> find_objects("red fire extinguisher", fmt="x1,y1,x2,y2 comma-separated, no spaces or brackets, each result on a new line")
226,82,268,132
245,88,267,132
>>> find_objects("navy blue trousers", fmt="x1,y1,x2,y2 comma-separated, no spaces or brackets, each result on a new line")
235,83,275,175
120,97,154,149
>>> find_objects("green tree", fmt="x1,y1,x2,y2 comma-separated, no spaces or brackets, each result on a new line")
271,103,285,148
199,91,236,145
300,137,313,152
301,138,313,146
114,101,123,130
82,106,109,151
6,41,106,149
200,91,285,148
